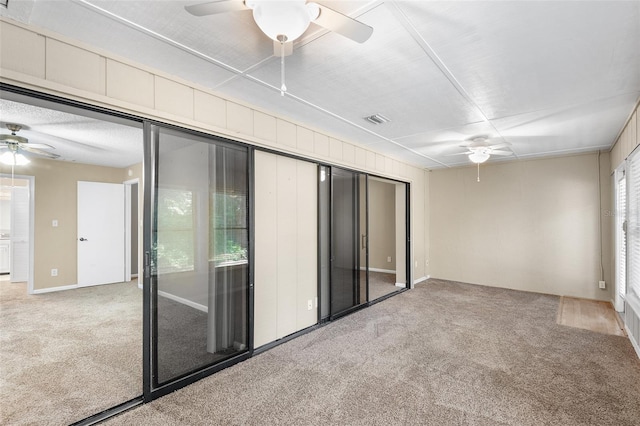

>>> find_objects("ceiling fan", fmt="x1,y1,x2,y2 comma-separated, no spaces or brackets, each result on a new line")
185,0,373,94
446,136,514,182
0,123,60,166
448,136,513,164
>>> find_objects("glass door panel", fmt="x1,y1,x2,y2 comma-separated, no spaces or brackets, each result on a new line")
151,126,249,386
366,177,408,300
330,168,366,317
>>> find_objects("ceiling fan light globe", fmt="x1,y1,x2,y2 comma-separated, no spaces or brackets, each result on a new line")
468,152,490,164
251,0,312,42
0,151,30,166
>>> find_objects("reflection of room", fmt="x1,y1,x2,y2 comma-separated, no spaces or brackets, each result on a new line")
365,177,407,301
0,94,145,425
0,177,30,282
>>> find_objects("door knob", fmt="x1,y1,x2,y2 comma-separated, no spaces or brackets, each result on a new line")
79,237,88,241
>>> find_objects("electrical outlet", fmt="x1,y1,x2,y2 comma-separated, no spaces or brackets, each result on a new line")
599,280,606,289
51,269,58,277
387,256,392,263
307,300,313,310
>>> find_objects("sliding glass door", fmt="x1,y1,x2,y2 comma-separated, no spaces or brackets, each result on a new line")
330,168,367,317
322,167,410,319
148,125,250,388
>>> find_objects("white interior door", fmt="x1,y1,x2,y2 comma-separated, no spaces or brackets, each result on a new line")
78,181,125,287
10,186,29,282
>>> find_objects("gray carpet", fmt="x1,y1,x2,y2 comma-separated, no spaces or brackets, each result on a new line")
105,278,640,425
367,271,399,301
0,280,142,426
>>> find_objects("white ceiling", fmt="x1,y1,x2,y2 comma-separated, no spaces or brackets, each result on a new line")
1,0,639,169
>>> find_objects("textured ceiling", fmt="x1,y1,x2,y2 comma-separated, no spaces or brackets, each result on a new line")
1,0,639,169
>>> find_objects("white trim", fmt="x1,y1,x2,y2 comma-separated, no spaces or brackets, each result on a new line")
625,293,640,359
123,178,140,284
124,183,132,282
360,267,396,274
624,323,640,359
32,284,78,294
1,173,35,295
158,290,208,313
614,164,626,312
395,282,406,288
413,275,429,285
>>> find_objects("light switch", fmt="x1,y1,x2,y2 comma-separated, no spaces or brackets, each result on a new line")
52,220,58,227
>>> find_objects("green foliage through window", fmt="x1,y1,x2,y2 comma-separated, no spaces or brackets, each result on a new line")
211,193,248,265
156,189,194,273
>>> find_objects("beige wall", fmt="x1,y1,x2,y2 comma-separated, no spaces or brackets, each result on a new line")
0,158,131,290
429,152,612,301
367,178,396,271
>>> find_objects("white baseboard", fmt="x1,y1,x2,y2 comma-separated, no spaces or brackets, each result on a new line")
136,282,208,313
395,282,406,288
32,284,78,294
360,267,396,274
625,324,640,359
370,267,397,274
413,275,429,285
158,290,208,313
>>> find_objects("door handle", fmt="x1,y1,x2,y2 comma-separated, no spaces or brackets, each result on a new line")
79,237,88,241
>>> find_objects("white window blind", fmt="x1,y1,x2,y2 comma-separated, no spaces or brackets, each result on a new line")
618,174,626,299
628,148,640,297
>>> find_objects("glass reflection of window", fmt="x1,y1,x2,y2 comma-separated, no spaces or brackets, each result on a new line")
210,192,248,266
156,188,195,273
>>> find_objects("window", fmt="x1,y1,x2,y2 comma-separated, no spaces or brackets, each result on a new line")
156,188,194,273
210,192,248,265
615,168,627,312
628,148,640,298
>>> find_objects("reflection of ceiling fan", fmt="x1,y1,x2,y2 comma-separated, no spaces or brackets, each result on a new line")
0,123,60,166
449,136,513,164
185,0,373,94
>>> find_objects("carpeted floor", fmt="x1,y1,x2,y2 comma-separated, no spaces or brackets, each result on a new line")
367,271,399,301
0,280,142,426
105,278,640,426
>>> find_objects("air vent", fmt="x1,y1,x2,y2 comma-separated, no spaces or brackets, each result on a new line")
364,114,390,125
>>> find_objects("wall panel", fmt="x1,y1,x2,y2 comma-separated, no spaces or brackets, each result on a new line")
296,161,318,329
106,60,154,108
276,156,298,338
46,39,105,95
254,152,318,347
254,151,278,347
0,23,45,78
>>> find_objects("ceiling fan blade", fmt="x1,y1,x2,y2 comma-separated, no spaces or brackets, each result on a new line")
445,151,472,157
185,0,248,16
488,142,511,150
22,142,55,150
489,150,513,156
273,40,293,57
313,3,373,43
20,146,60,159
